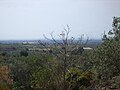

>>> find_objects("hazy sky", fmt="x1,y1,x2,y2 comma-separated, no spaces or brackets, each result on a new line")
0,0,120,40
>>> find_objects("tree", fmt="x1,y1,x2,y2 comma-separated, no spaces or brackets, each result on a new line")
38,25,90,90
94,17,120,89
0,65,13,90
9,57,33,90
20,50,28,57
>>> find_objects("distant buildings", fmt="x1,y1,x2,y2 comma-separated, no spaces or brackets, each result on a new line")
83,47,93,50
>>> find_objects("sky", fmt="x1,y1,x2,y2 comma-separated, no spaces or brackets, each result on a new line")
0,0,120,40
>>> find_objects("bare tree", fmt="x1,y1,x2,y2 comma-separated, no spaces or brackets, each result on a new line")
38,25,88,90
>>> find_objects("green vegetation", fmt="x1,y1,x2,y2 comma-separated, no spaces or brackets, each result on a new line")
0,17,120,90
